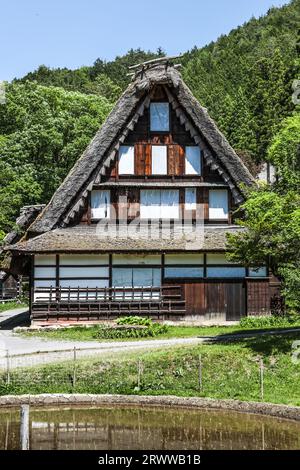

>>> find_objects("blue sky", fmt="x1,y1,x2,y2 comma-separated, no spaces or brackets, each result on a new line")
1,0,289,81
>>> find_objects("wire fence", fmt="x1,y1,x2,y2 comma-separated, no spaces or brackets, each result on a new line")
0,346,292,404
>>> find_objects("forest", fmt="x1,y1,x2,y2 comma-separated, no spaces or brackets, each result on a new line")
0,0,299,309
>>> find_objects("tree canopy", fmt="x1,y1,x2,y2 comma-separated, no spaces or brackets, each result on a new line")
0,82,112,238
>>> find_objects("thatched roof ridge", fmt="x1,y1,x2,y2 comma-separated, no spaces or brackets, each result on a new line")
28,65,255,236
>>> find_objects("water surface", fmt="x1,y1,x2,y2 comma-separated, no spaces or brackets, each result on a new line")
0,405,299,450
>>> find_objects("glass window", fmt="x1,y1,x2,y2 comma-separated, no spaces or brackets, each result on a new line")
34,255,56,266
209,190,228,220
112,268,161,287
34,267,56,278
140,189,179,219
91,190,110,219
185,188,197,210
164,267,204,278
119,146,134,175
152,146,167,174
206,253,231,265
249,267,268,277
165,253,204,265
207,267,246,278
59,267,109,278
112,254,161,265
150,102,169,131
185,147,201,175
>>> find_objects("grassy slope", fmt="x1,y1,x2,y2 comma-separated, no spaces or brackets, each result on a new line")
1,333,300,406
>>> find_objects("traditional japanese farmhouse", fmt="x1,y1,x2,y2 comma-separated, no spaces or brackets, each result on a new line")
3,59,277,324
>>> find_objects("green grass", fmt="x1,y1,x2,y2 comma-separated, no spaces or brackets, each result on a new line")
0,301,28,313
19,321,300,342
1,332,300,406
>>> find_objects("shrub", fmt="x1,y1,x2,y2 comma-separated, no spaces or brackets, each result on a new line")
116,316,152,326
95,316,168,339
240,315,300,329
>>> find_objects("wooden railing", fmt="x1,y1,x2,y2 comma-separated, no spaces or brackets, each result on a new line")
31,285,186,321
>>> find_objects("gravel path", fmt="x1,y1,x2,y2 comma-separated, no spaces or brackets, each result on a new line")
0,330,204,369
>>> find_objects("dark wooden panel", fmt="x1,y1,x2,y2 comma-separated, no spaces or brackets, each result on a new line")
184,283,206,316
246,279,270,316
135,144,145,176
206,283,226,315
226,282,245,320
144,144,151,176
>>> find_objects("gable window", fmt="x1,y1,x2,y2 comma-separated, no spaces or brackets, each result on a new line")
151,146,167,175
150,102,169,132
209,189,228,220
91,189,110,219
140,189,179,219
185,188,197,210
119,146,134,175
185,146,201,175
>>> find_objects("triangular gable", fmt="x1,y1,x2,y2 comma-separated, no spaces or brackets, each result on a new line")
29,65,255,236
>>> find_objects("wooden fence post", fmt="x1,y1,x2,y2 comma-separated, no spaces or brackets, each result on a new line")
198,354,202,392
259,358,264,401
20,405,30,450
72,347,77,391
137,359,142,390
6,350,10,385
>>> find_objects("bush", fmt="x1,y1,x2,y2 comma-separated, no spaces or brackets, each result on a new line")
116,316,152,326
95,316,169,339
240,315,300,329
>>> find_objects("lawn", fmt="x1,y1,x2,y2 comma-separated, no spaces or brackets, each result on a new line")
0,301,28,314
19,321,300,342
1,332,300,406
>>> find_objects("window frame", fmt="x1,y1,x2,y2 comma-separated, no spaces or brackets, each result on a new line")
151,145,168,175
185,146,202,176
149,102,170,133
91,189,111,220
140,189,180,220
208,189,229,221
118,145,135,175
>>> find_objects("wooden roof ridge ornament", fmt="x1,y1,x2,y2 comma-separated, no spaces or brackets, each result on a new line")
24,63,255,237
127,55,183,80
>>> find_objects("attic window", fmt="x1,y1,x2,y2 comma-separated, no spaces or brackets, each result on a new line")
119,146,134,175
209,189,228,220
140,189,179,219
185,146,201,175
185,188,197,210
151,146,167,174
150,102,170,132
91,189,110,219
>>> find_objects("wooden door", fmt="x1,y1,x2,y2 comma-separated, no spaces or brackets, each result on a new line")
225,282,246,320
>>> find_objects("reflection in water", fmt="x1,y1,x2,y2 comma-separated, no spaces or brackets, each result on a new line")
0,405,299,450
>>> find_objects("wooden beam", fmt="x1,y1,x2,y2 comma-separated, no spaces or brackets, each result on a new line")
128,55,183,70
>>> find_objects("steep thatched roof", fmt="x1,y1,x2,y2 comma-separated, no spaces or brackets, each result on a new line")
6,225,245,253
3,204,46,246
27,64,254,236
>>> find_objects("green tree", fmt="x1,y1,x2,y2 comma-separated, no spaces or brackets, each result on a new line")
84,74,122,102
267,113,300,190
0,82,112,236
